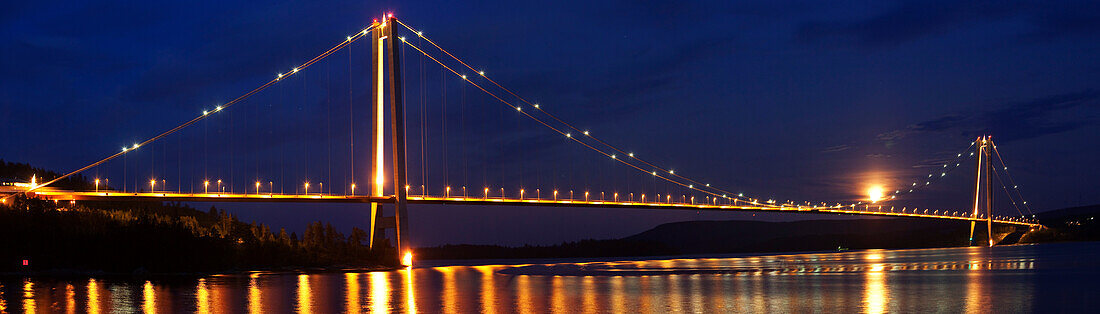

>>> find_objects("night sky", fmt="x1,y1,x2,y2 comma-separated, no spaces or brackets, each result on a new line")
3,1,1099,246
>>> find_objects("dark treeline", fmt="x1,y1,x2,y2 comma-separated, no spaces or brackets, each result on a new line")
0,197,394,273
0,161,396,273
0,159,94,190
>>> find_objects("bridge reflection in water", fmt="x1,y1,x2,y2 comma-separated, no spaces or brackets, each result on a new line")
4,244,1075,313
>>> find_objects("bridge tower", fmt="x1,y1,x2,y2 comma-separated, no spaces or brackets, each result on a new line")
969,135,995,247
367,16,411,265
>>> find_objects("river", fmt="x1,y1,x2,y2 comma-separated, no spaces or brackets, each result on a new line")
3,242,1098,313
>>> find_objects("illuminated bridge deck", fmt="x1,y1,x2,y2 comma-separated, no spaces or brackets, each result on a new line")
27,190,1041,227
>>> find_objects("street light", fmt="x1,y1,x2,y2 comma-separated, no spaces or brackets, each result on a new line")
351,183,356,195
217,180,222,194
484,187,489,199
553,190,558,200
304,182,310,195
520,189,525,200
256,181,261,195
150,179,156,192
204,180,210,193
446,186,451,198
94,178,100,192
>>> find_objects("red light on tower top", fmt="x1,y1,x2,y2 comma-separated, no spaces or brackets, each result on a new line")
22,259,29,266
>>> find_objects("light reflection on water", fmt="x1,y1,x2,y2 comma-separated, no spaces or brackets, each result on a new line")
5,242,1100,312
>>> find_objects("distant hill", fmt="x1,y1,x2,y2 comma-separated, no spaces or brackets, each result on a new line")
419,218,1007,260
622,218,977,254
1020,204,1100,243
1036,204,1100,223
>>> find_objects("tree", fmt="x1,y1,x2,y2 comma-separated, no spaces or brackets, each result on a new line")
278,228,293,247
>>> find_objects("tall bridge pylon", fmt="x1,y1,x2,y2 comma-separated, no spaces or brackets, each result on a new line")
970,135,994,247
367,16,410,265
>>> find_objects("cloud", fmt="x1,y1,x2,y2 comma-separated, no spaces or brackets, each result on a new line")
821,144,851,153
877,89,1100,143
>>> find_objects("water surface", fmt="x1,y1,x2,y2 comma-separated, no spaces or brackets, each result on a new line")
3,242,1098,312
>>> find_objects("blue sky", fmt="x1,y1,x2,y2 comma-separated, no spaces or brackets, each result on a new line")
2,0,1099,246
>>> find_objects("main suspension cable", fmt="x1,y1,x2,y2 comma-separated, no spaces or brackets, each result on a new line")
6,24,380,200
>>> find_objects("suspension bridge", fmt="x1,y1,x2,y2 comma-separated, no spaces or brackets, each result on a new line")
2,15,1041,264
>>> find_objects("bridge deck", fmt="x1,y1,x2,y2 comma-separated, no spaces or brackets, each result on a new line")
24,191,1040,227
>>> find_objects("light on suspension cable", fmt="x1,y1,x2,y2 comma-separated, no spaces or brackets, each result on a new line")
533,104,539,108
583,131,589,136
628,153,634,158
565,133,571,138
479,71,485,76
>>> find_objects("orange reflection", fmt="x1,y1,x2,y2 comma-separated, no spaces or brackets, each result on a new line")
143,281,155,314
437,267,459,313
551,275,565,312
22,279,35,313
196,278,209,314
369,271,390,313
863,264,888,314
610,275,625,313
582,276,596,312
517,275,533,314
403,268,417,313
965,266,990,312
345,273,361,314
668,275,683,313
474,266,496,312
66,283,75,314
249,273,263,314
297,274,313,314
87,279,101,314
